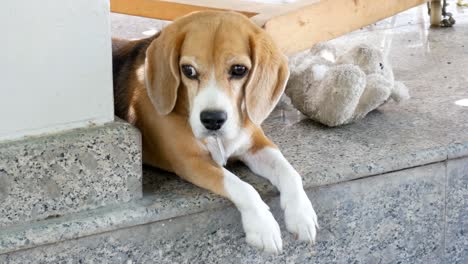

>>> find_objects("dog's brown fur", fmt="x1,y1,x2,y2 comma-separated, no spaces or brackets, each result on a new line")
110,11,321,253
112,11,286,197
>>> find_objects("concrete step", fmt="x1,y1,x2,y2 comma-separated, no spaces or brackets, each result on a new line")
0,155,466,263
0,120,142,228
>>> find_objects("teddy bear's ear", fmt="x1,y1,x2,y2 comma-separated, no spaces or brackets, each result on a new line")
310,43,336,62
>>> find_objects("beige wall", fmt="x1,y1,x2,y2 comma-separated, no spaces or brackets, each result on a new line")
0,0,114,141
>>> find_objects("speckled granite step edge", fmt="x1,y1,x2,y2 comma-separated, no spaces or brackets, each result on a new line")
0,192,231,255
1,141,466,255
0,119,142,228
301,141,468,189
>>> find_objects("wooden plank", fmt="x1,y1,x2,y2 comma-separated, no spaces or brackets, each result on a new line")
162,0,320,15
111,0,427,55
256,0,429,55
110,0,321,20
110,0,257,20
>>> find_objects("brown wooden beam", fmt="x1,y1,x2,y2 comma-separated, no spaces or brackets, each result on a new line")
110,0,428,55
257,0,429,55
110,0,257,20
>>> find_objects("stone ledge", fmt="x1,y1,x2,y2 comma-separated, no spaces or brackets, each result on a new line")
0,120,142,228
1,151,466,256
3,159,465,263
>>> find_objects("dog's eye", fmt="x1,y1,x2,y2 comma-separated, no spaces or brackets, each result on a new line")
181,64,198,80
229,65,248,79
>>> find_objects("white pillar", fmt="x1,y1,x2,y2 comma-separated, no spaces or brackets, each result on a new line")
0,0,114,141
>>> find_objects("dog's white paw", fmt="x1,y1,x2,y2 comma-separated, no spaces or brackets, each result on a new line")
242,206,282,254
283,192,319,243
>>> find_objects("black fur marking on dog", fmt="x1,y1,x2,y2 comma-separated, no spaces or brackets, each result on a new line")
112,33,160,120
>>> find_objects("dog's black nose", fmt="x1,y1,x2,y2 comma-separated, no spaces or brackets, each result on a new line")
200,110,227,131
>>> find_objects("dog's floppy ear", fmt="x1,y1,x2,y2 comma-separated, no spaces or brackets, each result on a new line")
244,33,289,125
145,30,185,115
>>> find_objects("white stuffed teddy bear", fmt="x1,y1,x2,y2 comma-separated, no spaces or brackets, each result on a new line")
285,43,410,127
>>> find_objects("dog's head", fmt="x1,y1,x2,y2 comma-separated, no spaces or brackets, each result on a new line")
145,11,289,140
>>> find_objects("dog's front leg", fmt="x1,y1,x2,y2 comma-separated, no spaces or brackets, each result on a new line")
174,157,282,253
241,128,319,242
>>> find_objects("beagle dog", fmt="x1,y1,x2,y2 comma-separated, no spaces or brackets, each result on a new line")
112,11,318,253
